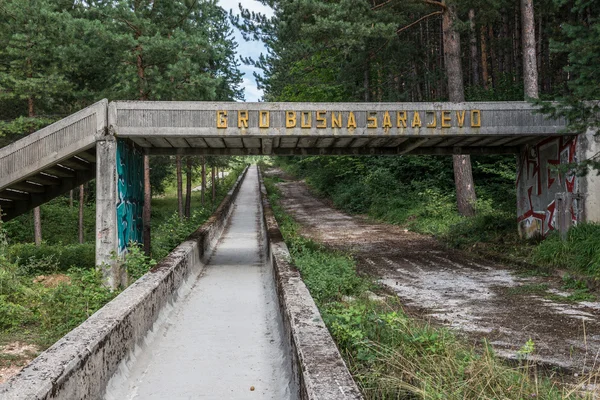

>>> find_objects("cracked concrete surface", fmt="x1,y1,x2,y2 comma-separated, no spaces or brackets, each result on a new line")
105,166,295,400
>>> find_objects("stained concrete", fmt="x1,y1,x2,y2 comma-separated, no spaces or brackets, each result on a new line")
104,166,295,400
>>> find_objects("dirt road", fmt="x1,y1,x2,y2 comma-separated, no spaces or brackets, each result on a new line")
268,168,600,374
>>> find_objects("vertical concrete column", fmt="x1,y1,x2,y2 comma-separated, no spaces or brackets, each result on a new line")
96,134,119,290
580,128,600,223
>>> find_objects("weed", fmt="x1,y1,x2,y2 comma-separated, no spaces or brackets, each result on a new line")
263,173,573,399
532,224,600,278
507,283,549,296
123,243,156,284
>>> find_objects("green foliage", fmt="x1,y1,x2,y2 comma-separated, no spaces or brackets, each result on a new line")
4,196,95,244
0,218,116,342
275,155,516,241
531,223,600,278
34,267,116,346
151,165,244,260
263,173,569,399
7,243,95,273
123,244,156,284
151,209,211,260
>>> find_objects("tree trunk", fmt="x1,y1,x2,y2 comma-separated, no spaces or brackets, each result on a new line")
364,62,370,102
201,157,206,206
480,26,489,89
453,156,477,217
33,207,42,246
143,155,151,256
176,155,183,219
184,157,192,218
443,1,477,217
69,190,73,208
488,26,496,87
28,93,43,245
468,9,480,86
78,184,84,244
521,0,538,98
211,166,216,207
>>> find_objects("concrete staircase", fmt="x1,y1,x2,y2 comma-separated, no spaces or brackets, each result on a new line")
0,100,107,221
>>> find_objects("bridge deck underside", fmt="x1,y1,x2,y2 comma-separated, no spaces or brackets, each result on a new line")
0,149,97,221
129,134,550,156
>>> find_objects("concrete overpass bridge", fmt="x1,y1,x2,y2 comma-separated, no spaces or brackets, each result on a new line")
2,99,596,286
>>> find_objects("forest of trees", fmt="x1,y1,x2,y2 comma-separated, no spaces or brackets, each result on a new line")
0,0,244,247
234,0,600,228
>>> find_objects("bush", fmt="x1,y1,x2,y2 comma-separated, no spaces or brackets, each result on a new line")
7,243,95,274
4,196,95,244
36,267,116,345
532,223,600,277
442,200,517,248
0,297,31,330
123,244,156,284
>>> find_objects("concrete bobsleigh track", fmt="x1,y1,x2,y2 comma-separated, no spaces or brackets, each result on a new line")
0,165,362,400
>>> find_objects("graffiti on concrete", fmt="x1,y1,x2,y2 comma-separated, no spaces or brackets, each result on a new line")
517,136,578,238
116,139,144,254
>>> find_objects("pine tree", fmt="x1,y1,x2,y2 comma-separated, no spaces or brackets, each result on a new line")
0,0,76,245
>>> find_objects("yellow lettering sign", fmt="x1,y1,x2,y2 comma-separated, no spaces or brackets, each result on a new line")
412,111,422,128
286,111,297,128
471,110,481,127
259,111,270,128
441,111,451,128
397,111,407,128
331,112,342,128
217,110,227,129
427,111,437,128
316,111,327,129
367,112,378,129
347,112,357,129
301,112,312,128
456,110,466,127
238,110,248,128
382,111,392,129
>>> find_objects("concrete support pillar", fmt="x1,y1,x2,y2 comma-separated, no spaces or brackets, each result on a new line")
96,135,119,290
579,128,600,223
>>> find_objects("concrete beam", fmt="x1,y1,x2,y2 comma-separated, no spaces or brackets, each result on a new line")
4,168,95,221
145,145,520,156
111,101,572,139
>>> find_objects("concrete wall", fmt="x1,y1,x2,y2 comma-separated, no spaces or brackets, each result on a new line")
257,168,364,400
517,136,579,237
517,130,600,238
0,167,248,400
579,129,600,224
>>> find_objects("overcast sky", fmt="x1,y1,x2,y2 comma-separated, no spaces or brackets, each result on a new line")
218,0,273,102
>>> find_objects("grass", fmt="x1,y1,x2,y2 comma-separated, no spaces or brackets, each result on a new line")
263,173,579,399
532,224,600,279
275,158,600,292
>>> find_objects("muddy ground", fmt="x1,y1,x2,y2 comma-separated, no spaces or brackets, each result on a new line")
266,168,600,375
